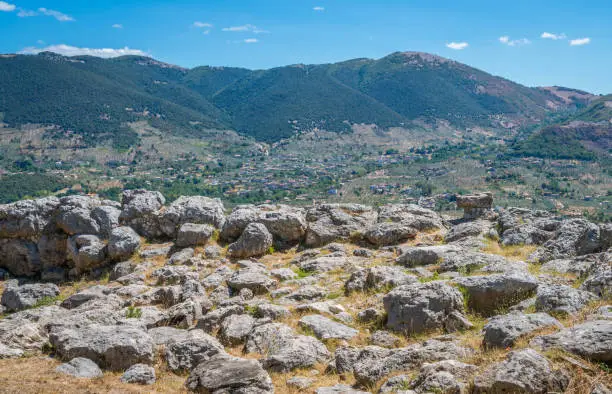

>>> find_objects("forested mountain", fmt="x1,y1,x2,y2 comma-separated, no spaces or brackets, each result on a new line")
512,94,611,160
0,51,591,142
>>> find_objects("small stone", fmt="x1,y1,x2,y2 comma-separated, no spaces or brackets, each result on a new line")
55,357,103,379
120,364,156,385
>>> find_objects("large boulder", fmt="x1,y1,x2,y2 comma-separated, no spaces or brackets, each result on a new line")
350,340,471,386
1,280,60,312
219,314,256,346
220,206,259,240
581,266,612,298
482,312,562,348
377,204,445,232
159,196,225,238
541,252,607,277
227,266,276,295
175,223,214,247
67,235,108,274
530,218,604,262
49,324,154,371
473,349,568,393
185,354,274,394
535,284,597,315
530,320,612,362
91,205,121,239
245,323,330,372
455,271,539,316
396,245,461,267
164,329,225,371
305,204,377,247
498,207,560,246
0,196,60,238
107,226,141,261
227,223,273,258
383,282,471,334
120,190,165,239
37,232,68,269
445,220,492,244
0,239,41,277
364,222,417,246
456,193,493,218
57,207,101,236
258,205,307,243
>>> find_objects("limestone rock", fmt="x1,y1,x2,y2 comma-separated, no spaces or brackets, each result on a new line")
49,324,154,371
185,354,274,394
299,314,359,340
473,349,569,393
531,320,612,362
1,280,60,312
55,357,103,378
483,312,562,348
120,364,156,385
455,271,539,316
175,223,214,247
107,226,141,261
383,282,470,334
228,223,273,258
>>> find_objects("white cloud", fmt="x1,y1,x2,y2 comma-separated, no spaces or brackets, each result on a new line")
244,38,258,44
499,36,531,46
19,44,148,58
0,1,16,12
17,8,37,17
313,6,325,11
570,37,591,46
446,42,468,50
541,32,566,40
193,21,212,28
112,23,123,29
38,7,74,22
222,24,268,34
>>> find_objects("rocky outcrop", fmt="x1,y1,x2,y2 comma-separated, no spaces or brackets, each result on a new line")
186,354,274,393
0,191,610,392
245,322,330,372
483,312,562,348
1,280,59,312
49,324,154,371
227,223,273,258
455,271,539,316
473,349,569,393
305,203,377,247
383,282,472,334
456,192,493,219
530,320,612,361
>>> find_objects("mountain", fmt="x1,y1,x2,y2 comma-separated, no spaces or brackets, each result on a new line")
0,51,589,143
512,94,611,160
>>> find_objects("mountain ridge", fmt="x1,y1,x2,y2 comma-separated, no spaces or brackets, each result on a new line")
0,51,599,143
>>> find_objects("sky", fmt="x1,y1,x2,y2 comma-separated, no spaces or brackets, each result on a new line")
0,0,610,94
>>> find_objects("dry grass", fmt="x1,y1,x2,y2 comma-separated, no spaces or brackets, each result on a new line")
480,239,538,261
270,362,350,394
0,357,187,394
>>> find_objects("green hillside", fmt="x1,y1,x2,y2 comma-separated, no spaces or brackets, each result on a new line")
0,51,588,143
512,94,611,160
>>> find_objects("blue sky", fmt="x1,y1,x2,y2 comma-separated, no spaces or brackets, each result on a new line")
1,0,610,94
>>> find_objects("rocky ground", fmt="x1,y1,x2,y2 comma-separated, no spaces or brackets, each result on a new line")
0,191,610,393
